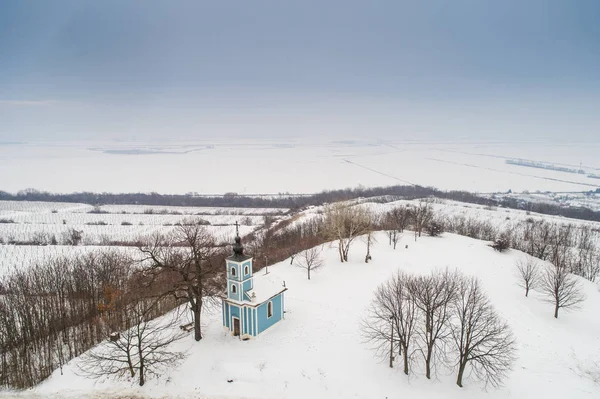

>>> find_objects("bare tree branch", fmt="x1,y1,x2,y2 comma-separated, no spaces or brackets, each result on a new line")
540,264,586,318
515,257,540,297
451,276,516,388
361,271,418,375
295,246,324,280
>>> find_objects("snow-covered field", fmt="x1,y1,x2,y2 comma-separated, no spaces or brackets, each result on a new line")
2,139,600,194
3,195,599,276
0,201,287,274
13,232,600,399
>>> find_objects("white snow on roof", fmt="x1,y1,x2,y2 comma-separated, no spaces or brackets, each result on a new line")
245,272,287,304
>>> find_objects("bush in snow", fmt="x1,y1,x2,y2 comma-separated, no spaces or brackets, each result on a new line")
491,233,510,252
425,219,444,237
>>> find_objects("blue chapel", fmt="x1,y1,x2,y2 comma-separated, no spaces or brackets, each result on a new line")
221,229,287,339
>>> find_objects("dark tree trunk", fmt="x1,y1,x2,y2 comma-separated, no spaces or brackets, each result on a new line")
456,361,467,387
138,336,145,386
554,303,559,319
138,361,145,386
425,348,432,379
402,347,409,375
342,245,349,262
127,350,135,377
194,299,203,341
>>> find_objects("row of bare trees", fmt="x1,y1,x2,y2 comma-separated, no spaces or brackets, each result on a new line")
0,251,165,388
0,223,228,389
377,202,600,283
362,270,516,388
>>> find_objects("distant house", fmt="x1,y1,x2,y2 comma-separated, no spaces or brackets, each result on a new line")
221,228,287,339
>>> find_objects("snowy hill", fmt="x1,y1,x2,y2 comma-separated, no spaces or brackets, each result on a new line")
12,232,600,399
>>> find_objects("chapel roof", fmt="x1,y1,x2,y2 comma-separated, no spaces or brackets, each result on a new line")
245,273,287,304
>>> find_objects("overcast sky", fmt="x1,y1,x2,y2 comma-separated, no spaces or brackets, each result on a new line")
1,0,599,142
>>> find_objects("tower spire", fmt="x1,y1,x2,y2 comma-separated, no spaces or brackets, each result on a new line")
232,221,244,258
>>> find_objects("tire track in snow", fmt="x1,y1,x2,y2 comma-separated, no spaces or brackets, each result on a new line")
426,158,600,189
341,159,417,186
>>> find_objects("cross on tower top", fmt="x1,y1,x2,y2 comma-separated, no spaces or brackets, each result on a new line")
235,220,240,237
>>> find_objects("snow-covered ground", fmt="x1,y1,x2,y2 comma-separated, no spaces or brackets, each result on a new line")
2,139,600,194
284,197,600,236
10,232,600,399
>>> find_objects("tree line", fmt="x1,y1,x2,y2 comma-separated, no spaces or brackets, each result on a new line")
3,185,600,222
0,224,228,388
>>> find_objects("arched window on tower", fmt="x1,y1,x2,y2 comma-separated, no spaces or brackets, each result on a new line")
231,267,236,277
244,265,249,275
231,284,237,294
267,301,273,318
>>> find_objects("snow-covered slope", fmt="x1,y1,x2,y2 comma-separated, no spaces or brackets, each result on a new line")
16,232,600,399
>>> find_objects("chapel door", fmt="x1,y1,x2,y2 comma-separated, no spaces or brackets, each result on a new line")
233,318,240,336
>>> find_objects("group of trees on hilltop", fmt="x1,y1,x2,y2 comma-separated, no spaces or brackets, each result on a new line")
382,202,600,284
257,197,599,286
362,269,516,388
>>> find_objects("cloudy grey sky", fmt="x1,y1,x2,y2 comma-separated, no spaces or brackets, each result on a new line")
1,0,599,141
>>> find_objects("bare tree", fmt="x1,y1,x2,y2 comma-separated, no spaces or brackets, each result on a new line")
138,224,222,341
295,246,324,280
516,257,540,297
323,203,372,262
540,264,586,318
385,229,400,249
132,303,187,386
78,298,187,386
365,231,376,263
384,209,402,249
410,199,434,240
572,226,600,282
408,270,458,379
362,271,418,375
78,310,139,381
452,276,516,388
550,224,574,270
387,205,410,233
